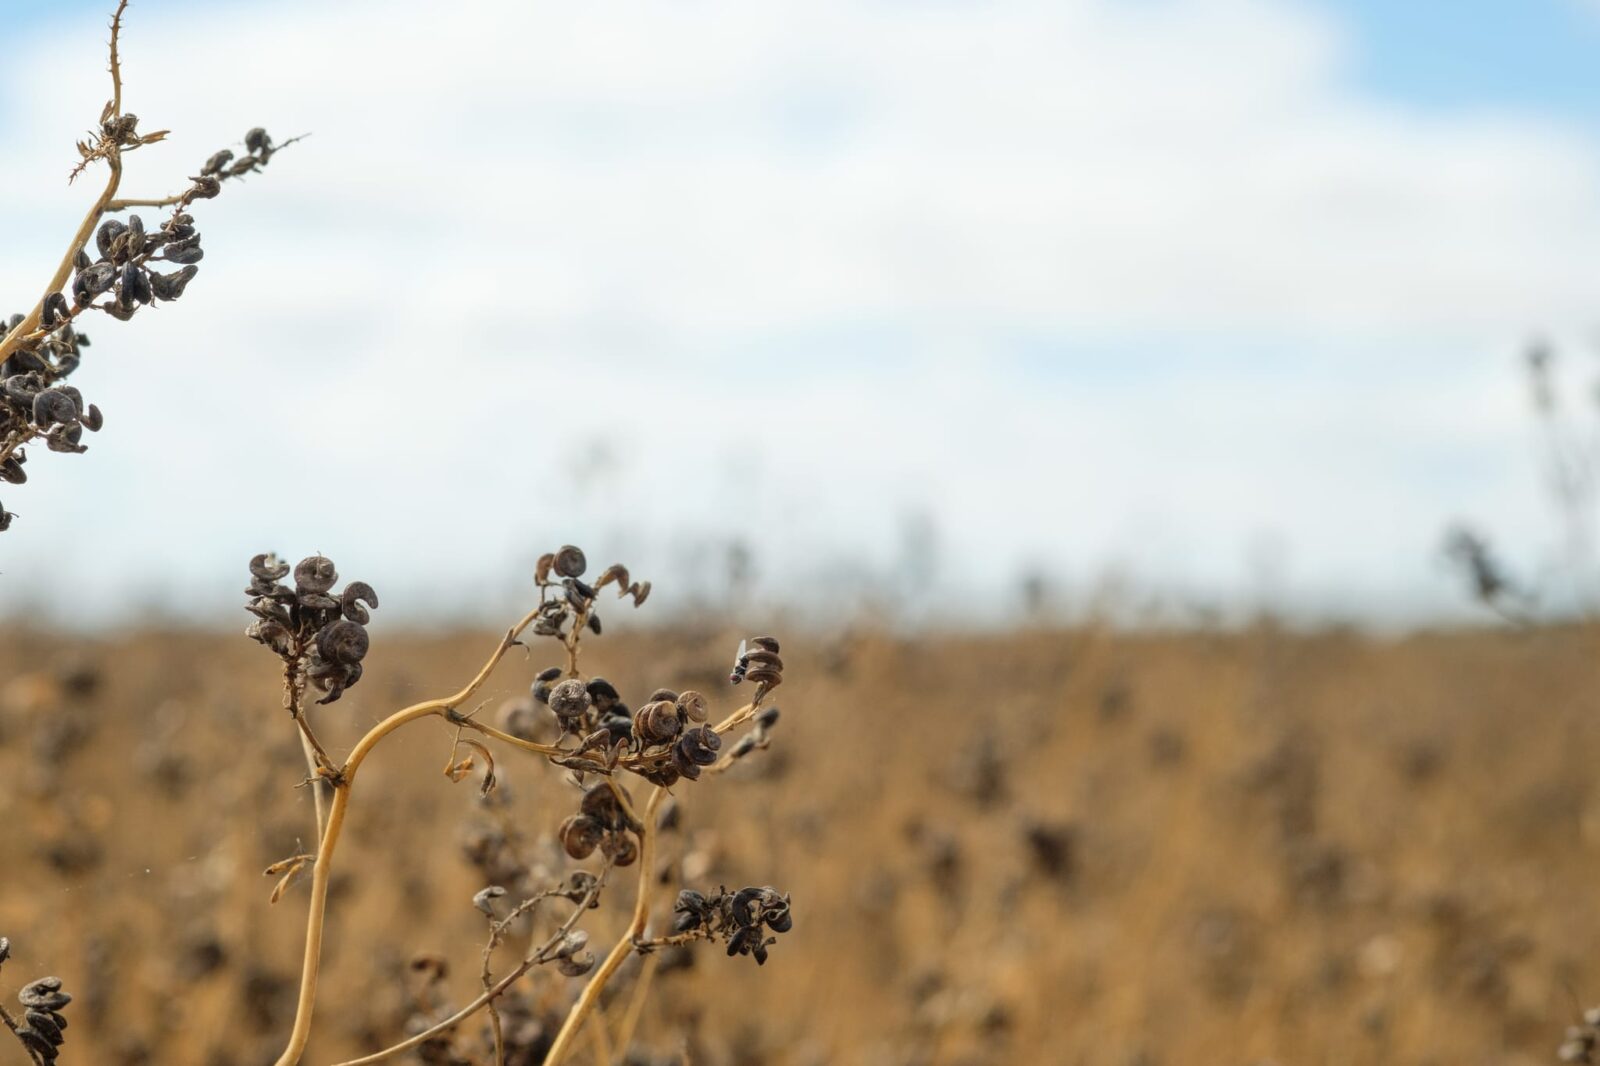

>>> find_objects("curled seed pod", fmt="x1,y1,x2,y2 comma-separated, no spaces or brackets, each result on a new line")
163,235,204,265
535,552,555,584
557,951,596,977
120,262,153,305
245,127,273,154
294,555,338,594
648,689,678,704
602,832,639,867
558,869,600,904
554,545,587,578
251,552,292,582
749,636,780,654
765,904,793,934
633,700,682,745
756,706,781,729
72,262,116,304
125,213,146,255
677,726,722,767
188,175,222,200
0,457,26,484
558,814,604,860
201,149,234,175
729,887,763,929
596,563,630,590
18,977,70,1011
580,782,628,825
555,929,590,959
299,591,339,610
472,885,506,916
15,1027,55,1059
532,679,553,704
40,292,69,328
45,423,86,453
95,219,127,259
676,690,709,723
745,664,782,688
548,678,590,721
674,890,708,931
630,581,652,606
536,666,563,683
25,1008,63,1045
587,611,602,635
564,581,590,610
4,372,43,404
585,677,620,711
317,620,370,665
148,264,199,301
341,580,379,624
599,714,633,745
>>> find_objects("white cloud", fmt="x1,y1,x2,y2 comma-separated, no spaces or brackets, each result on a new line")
0,0,1593,623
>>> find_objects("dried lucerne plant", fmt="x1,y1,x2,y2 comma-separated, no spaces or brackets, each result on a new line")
0,936,75,1065
0,0,298,531
246,545,793,1065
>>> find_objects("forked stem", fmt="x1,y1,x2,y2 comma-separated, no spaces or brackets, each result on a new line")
271,607,543,1066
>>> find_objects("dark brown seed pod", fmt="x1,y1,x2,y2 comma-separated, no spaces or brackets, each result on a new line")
630,581,651,606
250,552,291,582
580,782,620,820
317,619,370,665
72,262,115,304
472,885,506,916
755,706,781,729
120,262,152,305
748,636,780,654
676,726,722,767
95,219,126,259
548,678,591,720
245,127,273,153
40,291,69,328
633,700,682,745
341,581,379,624
558,814,604,860
535,552,555,584
148,265,198,302
647,688,678,704
676,690,709,723
23,1008,63,1045
299,591,339,611
125,213,146,254
18,977,70,1011
536,666,564,683
587,611,602,635
294,555,338,594
585,677,620,711
557,951,596,977
163,235,204,264
45,423,86,453
201,149,234,175
596,563,630,590
554,545,587,578
731,735,759,759
0,458,25,485
603,832,639,867
745,665,782,688
15,1027,55,1059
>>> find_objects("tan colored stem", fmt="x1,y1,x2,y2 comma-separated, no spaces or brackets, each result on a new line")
271,607,543,1066
543,787,665,1066
611,951,658,1060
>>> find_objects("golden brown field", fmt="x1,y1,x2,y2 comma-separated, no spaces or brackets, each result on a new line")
2,620,1598,1066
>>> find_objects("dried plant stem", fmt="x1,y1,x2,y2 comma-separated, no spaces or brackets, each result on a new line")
0,1,128,369
611,951,659,1060
272,607,544,1066
587,1013,613,1065
543,787,666,1066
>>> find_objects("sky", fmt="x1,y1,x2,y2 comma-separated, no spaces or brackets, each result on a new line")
2,0,1600,627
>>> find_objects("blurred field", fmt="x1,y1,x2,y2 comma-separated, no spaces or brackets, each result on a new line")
2,620,1600,1065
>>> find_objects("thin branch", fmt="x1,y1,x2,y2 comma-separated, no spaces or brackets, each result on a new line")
611,951,659,1060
